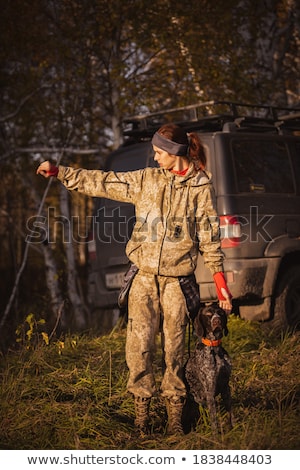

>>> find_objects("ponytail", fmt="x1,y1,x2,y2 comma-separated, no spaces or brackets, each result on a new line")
188,132,206,172
156,124,206,173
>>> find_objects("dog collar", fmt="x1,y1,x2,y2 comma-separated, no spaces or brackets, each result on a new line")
202,337,222,347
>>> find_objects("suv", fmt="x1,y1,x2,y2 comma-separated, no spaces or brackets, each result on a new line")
87,101,300,331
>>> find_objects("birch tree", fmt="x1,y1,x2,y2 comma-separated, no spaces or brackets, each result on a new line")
59,186,89,330
27,185,67,330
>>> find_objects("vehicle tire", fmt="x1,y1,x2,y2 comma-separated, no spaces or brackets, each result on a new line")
271,265,300,332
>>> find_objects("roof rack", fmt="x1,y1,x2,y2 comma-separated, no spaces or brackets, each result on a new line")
122,100,300,139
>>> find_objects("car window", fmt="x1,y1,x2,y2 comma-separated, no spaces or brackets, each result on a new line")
231,139,295,194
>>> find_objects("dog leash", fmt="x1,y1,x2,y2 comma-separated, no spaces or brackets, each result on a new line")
188,317,192,357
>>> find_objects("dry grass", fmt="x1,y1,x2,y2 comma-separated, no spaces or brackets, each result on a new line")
0,315,299,450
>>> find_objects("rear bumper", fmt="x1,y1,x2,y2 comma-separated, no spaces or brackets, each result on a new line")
195,256,281,320
88,256,281,321
87,270,124,309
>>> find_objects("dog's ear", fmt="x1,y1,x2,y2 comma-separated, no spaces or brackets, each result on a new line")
220,309,229,336
193,309,204,337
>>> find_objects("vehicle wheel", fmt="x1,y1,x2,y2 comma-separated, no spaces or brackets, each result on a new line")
271,265,300,332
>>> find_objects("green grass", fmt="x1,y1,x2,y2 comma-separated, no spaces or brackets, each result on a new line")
0,316,299,450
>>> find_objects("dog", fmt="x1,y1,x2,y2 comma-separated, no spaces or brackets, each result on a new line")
184,304,232,434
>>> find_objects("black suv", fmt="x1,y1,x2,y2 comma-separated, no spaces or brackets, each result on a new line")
87,101,300,331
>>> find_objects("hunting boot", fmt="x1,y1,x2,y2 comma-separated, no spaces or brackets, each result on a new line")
165,396,185,435
134,396,151,436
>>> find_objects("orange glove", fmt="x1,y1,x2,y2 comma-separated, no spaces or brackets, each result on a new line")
213,272,232,301
213,272,232,315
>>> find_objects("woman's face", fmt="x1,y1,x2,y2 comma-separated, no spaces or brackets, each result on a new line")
153,145,177,170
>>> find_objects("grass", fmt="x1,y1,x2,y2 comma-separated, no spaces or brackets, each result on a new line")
0,315,299,450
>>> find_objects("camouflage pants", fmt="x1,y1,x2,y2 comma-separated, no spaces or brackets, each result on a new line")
126,271,189,399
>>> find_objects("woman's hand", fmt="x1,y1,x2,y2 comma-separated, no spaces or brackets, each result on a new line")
218,289,232,315
213,272,232,315
36,161,58,178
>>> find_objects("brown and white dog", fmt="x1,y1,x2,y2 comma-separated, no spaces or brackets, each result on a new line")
184,304,232,434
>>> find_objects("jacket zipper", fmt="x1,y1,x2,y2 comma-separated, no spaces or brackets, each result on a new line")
157,175,174,275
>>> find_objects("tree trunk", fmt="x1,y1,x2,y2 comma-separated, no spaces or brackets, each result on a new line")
41,242,66,330
171,16,203,98
27,184,66,331
59,186,88,329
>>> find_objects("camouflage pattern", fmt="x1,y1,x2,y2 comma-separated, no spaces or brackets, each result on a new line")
57,163,224,399
57,164,224,276
126,271,188,398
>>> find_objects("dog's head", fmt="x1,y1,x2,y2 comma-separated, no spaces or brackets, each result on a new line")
193,304,228,341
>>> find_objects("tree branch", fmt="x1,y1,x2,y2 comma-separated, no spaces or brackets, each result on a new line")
0,86,49,123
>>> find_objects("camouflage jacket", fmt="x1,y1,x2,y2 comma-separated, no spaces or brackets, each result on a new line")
57,164,224,277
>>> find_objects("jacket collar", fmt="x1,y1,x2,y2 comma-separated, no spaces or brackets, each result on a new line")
161,164,212,187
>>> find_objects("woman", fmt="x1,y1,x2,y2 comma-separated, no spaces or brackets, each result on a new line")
37,124,232,435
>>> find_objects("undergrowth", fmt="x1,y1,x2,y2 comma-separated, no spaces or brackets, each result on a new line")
0,315,299,450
